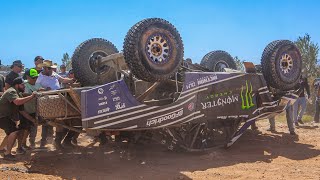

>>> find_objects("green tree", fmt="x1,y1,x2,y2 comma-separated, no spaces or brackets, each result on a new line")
234,56,245,71
61,53,72,70
295,34,319,77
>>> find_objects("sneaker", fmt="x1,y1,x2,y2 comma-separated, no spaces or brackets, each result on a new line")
298,119,304,124
3,154,16,161
16,147,26,155
40,141,47,148
30,142,36,149
290,131,297,135
22,145,32,151
294,122,299,127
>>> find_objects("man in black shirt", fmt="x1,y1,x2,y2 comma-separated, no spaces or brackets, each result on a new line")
293,75,310,126
34,56,44,74
4,60,23,90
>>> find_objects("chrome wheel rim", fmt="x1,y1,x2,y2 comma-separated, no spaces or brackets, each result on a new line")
279,53,293,74
145,34,170,64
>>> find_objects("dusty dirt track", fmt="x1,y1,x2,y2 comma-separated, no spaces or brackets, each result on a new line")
0,120,320,180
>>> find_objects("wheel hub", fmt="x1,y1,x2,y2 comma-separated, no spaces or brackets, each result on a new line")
215,61,229,72
146,34,170,64
89,51,110,74
279,53,293,74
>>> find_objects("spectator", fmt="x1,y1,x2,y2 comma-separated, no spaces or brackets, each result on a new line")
52,63,58,72
68,69,74,79
4,60,23,90
314,79,320,123
293,75,310,126
58,64,68,78
34,56,44,74
0,74,4,93
36,60,73,90
268,102,296,135
36,60,74,149
0,77,36,160
23,68,44,149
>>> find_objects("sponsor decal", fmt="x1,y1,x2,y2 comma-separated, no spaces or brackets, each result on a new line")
112,96,120,102
185,81,196,90
109,84,116,91
115,102,126,110
217,115,249,119
206,90,233,100
98,107,110,114
146,109,184,127
197,74,218,86
98,101,108,106
188,102,195,111
201,95,239,109
98,96,108,101
111,90,117,96
98,88,104,95
241,81,255,110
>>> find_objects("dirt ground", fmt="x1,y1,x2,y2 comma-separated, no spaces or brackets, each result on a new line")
0,119,320,180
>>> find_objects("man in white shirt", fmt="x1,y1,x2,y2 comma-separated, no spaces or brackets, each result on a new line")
36,60,74,149
36,60,74,90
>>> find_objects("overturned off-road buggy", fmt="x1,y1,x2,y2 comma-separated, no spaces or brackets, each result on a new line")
36,18,302,152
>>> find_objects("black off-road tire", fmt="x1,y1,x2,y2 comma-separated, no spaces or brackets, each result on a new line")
200,50,237,72
261,40,302,90
123,18,184,82
72,38,119,86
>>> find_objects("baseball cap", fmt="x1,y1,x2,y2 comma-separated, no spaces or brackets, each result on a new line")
25,68,39,79
68,69,74,74
10,60,23,69
60,64,66,68
12,77,24,86
34,56,44,62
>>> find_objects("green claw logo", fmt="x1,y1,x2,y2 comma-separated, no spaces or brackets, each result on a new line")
240,81,255,110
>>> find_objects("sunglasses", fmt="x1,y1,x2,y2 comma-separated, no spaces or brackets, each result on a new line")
47,67,52,70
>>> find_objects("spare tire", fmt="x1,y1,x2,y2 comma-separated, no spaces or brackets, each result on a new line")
200,50,237,72
123,18,184,82
71,38,119,86
261,40,302,90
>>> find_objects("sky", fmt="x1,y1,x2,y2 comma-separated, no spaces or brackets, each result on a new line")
0,0,319,68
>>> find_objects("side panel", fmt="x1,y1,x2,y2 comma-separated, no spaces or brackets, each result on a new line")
81,72,279,130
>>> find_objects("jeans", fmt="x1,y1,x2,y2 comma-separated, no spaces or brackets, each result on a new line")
314,100,320,123
269,104,295,132
41,124,54,144
293,97,307,122
29,125,37,144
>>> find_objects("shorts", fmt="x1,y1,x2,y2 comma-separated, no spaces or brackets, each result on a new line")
0,117,19,135
19,113,35,131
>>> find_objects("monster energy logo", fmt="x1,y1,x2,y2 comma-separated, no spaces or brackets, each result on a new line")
240,81,254,110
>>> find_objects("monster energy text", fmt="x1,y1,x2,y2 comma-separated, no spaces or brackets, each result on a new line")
201,95,239,109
